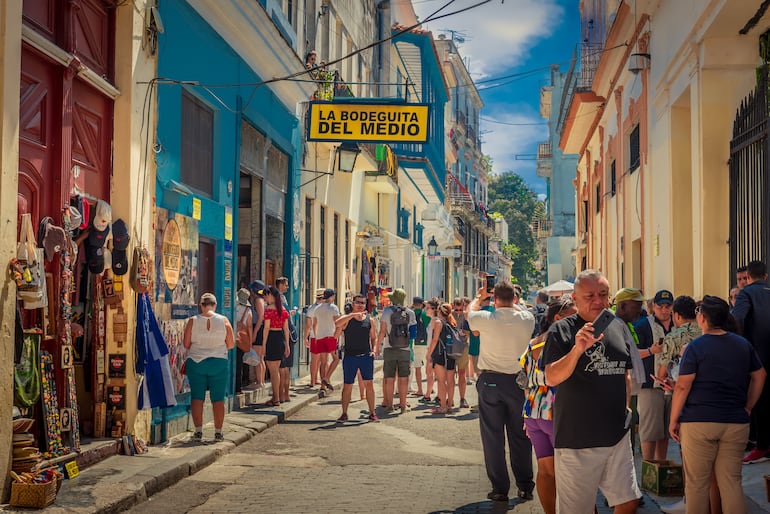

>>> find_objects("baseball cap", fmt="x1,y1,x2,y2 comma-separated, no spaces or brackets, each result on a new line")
388,288,407,306
322,288,335,299
314,288,325,298
92,199,112,232
412,296,424,305
249,280,266,296
654,290,674,305
613,288,645,304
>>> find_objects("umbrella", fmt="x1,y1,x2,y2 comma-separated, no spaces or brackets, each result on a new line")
544,279,575,294
136,293,177,409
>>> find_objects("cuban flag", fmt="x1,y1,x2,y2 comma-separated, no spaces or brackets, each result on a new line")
136,293,177,409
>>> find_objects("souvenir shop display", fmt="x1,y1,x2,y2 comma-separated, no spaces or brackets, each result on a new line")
14,331,41,408
39,352,65,456
136,293,176,410
9,467,62,508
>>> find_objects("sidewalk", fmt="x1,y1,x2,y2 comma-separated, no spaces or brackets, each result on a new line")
1,364,356,514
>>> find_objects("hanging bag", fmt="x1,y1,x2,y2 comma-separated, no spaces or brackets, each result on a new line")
15,214,46,308
236,307,252,353
14,332,41,407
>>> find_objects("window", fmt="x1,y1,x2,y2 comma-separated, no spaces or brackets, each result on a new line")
304,198,313,304
319,205,326,286
610,161,617,196
181,91,214,195
629,125,640,173
239,173,251,208
333,213,339,294
595,183,601,213
345,220,350,269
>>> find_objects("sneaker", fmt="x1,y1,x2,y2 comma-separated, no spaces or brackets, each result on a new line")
661,498,686,514
742,448,770,464
466,379,473,385
336,413,348,422
460,398,470,409
746,439,757,452
322,379,334,392
368,413,380,422
191,431,203,442
418,396,432,404
517,490,534,501
214,432,224,441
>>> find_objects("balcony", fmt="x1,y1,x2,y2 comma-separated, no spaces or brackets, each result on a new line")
536,141,552,178
311,69,354,101
448,172,475,215
531,219,552,239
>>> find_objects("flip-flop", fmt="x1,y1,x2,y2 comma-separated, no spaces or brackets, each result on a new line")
265,399,281,407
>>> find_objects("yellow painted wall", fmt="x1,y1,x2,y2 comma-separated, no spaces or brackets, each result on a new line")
0,0,21,500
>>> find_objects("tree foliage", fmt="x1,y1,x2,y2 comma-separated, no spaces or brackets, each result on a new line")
488,171,541,290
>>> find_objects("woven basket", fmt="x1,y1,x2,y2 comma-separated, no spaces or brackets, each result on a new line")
10,480,56,508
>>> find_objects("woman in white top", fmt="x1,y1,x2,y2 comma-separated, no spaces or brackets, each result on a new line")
183,292,234,442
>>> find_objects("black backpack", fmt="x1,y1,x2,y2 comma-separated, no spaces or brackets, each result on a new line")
441,321,467,359
414,311,428,345
389,306,410,348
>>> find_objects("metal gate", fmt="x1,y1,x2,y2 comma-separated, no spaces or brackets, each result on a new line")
729,66,770,275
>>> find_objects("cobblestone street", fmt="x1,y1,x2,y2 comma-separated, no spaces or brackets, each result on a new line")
124,371,671,514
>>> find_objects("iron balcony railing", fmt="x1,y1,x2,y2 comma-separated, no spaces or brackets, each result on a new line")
531,219,553,239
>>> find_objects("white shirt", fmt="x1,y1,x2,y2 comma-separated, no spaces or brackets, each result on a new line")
187,313,229,362
468,306,534,374
313,302,340,339
306,302,321,337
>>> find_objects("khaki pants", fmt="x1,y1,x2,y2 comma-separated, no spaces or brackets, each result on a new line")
680,422,749,514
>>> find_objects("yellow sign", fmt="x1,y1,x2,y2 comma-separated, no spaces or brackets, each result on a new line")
224,209,233,241
162,219,181,291
192,197,201,220
64,460,80,478
307,102,430,143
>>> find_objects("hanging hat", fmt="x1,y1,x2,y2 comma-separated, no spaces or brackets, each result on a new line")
112,219,129,251
92,200,112,232
112,247,129,276
78,197,90,230
65,205,83,232
88,224,110,248
43,222,67,262
86,243,105,274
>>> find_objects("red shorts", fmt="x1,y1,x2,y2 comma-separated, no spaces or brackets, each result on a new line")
311,336,338,354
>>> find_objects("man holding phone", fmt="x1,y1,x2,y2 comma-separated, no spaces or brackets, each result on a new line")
543,270,641,513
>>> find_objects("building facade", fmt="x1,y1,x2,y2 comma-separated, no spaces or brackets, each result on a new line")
539,65,579,284
560,0,770,298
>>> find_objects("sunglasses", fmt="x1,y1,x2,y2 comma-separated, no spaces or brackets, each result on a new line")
354,301,366,305
695,306,701,314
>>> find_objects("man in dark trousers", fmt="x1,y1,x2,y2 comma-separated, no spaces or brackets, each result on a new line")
468,282,535,503
732,260,770,463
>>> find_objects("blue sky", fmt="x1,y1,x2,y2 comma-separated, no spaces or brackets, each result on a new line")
413,0,580,195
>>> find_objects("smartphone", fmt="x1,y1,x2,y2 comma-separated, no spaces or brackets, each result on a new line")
590,308,616,337
485,274,496,293
650,373,674,391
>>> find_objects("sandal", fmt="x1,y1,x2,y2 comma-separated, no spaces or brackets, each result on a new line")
265,399,281,407
431,407,448,415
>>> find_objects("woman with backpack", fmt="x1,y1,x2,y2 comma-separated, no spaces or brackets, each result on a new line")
427,303,458,414
234,288,254,393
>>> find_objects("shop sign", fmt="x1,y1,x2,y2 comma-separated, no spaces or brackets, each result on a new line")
192,198,201,220
307,102,430,143
109,354,126,378
108,385,126,410
224,208,233,241
162,219,182,291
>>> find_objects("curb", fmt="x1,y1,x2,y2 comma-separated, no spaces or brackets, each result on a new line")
35,364,381,514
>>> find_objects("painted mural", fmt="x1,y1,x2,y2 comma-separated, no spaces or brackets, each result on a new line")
154,209,199,394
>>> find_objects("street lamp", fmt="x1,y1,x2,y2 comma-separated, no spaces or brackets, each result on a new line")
427,236,438,257
336,142,361,172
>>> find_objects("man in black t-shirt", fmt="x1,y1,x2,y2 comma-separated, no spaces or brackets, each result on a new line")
334,294,378,422
543,270,641,513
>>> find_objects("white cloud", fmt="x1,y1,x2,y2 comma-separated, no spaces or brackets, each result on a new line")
480,105,548,193
414,0,564,77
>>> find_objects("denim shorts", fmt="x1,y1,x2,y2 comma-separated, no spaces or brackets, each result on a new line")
342,354,374,384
